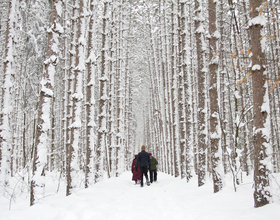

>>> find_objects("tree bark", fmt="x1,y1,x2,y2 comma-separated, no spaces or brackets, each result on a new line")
31,0,62,205
95,0,109,183
195,0,207,187
208,0,223,193
249,0,272,208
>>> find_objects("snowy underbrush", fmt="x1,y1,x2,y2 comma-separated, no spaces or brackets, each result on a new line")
1,171,279,220
270,173,280,202
0,170,30,210
0,169,85,210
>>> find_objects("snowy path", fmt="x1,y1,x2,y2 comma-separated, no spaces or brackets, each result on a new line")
1,171,279,220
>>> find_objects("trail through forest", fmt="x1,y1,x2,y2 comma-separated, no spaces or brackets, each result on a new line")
1,172,279,220
1,0,280,211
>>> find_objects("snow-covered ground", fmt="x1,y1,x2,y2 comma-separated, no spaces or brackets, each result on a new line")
1,171,279,220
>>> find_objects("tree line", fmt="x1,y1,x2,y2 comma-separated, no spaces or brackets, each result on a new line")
0,0,279,208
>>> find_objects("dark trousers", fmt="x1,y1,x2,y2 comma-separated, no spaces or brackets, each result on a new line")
149,169,157,183
140,166,149,186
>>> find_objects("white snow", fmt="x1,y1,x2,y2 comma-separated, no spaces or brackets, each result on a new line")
252,64,261,71
55,1,63,17
234,90,242,99
1,171,279,220
249,14,267,27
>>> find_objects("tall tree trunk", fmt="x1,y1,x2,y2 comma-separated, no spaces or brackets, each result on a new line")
95,0,109,183
208,0,223,193
195,0,207,187
249,0,272,208
85,0,96,188
158,0,168,173
66,0,86,195
162,0,172,175
177,0,186,179
171,1,180,178
30,0,62,205
66,0,77,196
0,0,17,192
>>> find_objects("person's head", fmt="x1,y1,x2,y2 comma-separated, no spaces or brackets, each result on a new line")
141,145,146,151
135,154,137,158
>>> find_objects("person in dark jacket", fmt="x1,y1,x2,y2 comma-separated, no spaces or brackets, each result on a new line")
131,154,141,184
136,145,151,187
149,153,158,183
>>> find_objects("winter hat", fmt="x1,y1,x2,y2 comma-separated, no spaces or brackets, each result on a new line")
149,153,152,156
141,145,146,151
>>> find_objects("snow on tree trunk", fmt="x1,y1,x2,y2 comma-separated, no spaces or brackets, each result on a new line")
162,0,172,175
61,0,70,178
108,17,116,178
0,0,17,193
249,0,272,208
65,0,75,195
171,1,180,178
30,0,63,206
177,1,187,180
107,5,116,178
115,1,126,177
67,0,86,195
184,1,194,182
85,0,97,189
95,0,109,183
157,2,166,173
208,0,223,193
147,5,165,172
195,0,207,187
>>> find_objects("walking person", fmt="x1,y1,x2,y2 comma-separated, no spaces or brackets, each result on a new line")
149,153,158,183
136,145,151,187
131,154,141,184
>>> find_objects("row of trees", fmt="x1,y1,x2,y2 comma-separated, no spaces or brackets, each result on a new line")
0,0,279,208
143,0,280,208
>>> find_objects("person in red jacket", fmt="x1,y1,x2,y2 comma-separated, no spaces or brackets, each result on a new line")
131,154,141,184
